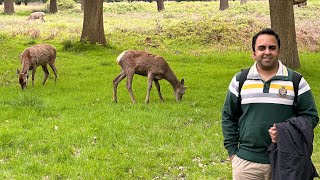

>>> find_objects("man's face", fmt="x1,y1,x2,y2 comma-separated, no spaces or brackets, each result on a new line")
252,34,280,71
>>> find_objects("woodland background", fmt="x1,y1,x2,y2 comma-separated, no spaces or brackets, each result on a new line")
0,0,319,179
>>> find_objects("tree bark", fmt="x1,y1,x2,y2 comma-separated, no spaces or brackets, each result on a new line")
4,0,15,14
81,0,106,45
157,0,165,11
50,0,58,13
81,0,84,11
219,0,229,11
269,0,300,69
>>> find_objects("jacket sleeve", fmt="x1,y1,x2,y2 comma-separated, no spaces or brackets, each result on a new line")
296,77,319,128
222,74,242,157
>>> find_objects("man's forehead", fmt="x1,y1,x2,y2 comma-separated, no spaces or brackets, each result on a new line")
255,35,278,46
256,34,277,42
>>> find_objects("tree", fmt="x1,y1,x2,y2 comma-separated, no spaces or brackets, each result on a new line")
219,0,229,11
50,0,58,13
269,0,306,69
81,0,106,45
81,0,84,10
4,0,15,14
157,0,164,11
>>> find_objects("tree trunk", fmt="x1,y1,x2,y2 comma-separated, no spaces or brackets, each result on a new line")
81,0,106,45
269,0,300,69
157,0,165,11
81,0,84,11
219,0,229,11
50,0,58,13
240,0,247,4
4,0,15,14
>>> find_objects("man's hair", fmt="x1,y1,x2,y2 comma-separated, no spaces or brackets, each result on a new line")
252,28,281,52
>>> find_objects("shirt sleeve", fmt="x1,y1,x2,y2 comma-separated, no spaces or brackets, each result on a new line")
296,77,319,128
222,74,242,157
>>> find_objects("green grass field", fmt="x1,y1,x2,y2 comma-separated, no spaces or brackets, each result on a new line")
0,1,320,179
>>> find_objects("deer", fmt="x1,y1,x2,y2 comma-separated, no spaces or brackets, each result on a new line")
27,12,45,22
17,44,57,90
113,50,187,103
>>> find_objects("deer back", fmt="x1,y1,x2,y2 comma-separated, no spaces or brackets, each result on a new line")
117,50,171,77
21,44,56,67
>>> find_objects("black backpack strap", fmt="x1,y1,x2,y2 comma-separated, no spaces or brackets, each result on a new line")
237,68,250,113
239,68,250,98
292,71,302,114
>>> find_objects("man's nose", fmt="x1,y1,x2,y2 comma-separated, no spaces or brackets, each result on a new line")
265,48,271,54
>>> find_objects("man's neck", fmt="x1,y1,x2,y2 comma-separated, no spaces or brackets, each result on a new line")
257,64,279,82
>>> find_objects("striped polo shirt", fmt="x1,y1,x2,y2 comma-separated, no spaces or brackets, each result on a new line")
222,60,318,164
229,61,311,106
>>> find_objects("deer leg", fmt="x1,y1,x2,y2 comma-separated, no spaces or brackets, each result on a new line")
49,63,58,84
126,69,136,103
42,65,49,85
31,68,37,87
154,79,164,102
113,71,126,103
145,74,154,104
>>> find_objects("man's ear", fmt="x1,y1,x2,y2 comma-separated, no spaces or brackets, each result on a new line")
252,52,255,59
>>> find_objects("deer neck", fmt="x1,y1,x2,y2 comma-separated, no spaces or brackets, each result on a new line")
21,61,31,74
165,70,181,91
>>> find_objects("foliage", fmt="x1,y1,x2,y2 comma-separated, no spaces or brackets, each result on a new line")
14,0,48,4
45,0,75,11
0,33,8,41
62,38,104,52
57,0,75,10
0,1,320,179
104,2,148,14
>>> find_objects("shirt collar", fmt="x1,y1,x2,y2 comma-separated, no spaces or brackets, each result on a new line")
247,60,288,79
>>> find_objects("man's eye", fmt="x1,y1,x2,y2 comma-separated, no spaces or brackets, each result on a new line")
269,46,277,50
258,47,266,51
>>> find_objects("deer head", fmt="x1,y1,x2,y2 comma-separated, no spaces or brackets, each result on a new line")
17,69,28,90
175,79,187,101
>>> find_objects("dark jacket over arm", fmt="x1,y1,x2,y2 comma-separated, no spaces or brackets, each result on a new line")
268,117,319,180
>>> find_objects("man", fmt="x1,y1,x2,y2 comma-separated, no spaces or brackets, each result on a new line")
221,28,319,179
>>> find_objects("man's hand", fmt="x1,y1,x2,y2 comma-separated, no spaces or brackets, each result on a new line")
229,155,236,161
268,124,278,143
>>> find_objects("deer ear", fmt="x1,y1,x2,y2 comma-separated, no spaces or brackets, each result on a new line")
181,79,184,85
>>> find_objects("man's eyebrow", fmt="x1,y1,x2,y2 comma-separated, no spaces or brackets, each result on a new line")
257,45,277,48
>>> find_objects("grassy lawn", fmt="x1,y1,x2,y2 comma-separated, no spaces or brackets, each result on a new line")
0,1,319,179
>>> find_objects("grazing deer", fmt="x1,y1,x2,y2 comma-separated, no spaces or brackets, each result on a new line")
17,44,57,90
113,50,187,103
27,12,45,22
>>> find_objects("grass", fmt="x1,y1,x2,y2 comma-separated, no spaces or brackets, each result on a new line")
0,1,320,179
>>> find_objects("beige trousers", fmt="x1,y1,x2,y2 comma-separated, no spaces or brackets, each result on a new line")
231,155,271,180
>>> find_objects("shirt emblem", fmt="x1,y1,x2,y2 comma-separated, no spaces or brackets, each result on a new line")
278,85,287,98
